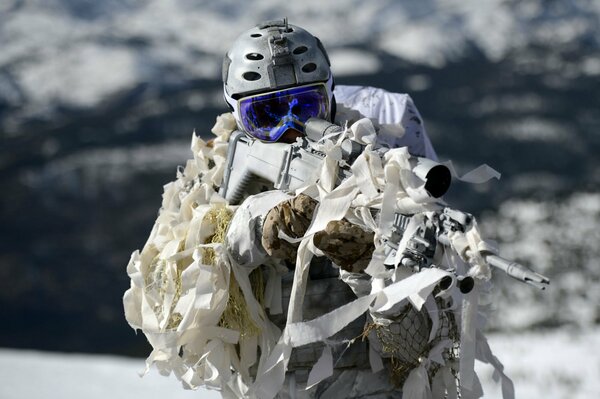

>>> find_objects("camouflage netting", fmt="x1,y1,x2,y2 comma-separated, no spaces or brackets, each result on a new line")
367,298,460,393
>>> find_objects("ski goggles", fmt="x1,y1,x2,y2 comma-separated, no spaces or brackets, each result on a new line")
237,83,330,142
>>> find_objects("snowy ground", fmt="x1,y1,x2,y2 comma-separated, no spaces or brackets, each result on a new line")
1,328,598,399
475,328,600,399
0,348,220,399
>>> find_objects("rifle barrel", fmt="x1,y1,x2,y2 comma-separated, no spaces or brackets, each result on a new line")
438,233,550,290
485,254,550,290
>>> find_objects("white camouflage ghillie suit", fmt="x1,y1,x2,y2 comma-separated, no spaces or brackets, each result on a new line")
124,20,514,399
226,85,438,399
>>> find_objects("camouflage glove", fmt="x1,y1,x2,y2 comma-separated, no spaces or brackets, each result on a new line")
261,193,317,263
313,219,374,273
262,194,375,272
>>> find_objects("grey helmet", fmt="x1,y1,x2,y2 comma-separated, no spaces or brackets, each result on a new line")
223,19,334,128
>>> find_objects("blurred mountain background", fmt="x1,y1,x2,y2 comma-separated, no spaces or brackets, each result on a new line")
0,0,598,387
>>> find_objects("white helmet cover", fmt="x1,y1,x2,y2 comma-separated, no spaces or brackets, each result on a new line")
223,19,331,99
223,19,333,111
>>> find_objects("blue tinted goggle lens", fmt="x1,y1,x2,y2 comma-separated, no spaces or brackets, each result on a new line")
238,84,329,142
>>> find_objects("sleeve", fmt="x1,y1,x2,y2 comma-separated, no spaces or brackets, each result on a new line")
225,190,292,269
333,85,438,160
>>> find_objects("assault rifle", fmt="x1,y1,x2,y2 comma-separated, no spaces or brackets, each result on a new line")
383,208,550,291
219,119,550,290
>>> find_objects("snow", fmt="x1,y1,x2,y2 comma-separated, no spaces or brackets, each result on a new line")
328,48,381,77
487,117,570,142
404,74,433,92
21,141,191,198
581,56,600,76
0,349,221,399
378,22,465,68
18,43,139,108
2,0,599,119
480,192,600,331
2,328,599,399
476,328,600,399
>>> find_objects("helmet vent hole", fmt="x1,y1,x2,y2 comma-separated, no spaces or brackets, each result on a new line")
250,33,262,38
302,63,317,73
293,46,308,55
246,53,264,61
242,71,261,81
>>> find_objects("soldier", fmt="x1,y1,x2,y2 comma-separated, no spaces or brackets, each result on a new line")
125,18,537,399
222,19,437,398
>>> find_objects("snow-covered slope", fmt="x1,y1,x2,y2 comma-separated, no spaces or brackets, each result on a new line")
1,0,599,123
474,328,600,399
2,328,599,399
0,348,221,399
480,192,600,331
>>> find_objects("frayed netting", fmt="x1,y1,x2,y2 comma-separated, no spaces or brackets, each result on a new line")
366,297,461,396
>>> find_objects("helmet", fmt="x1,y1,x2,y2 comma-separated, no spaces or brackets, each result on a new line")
223,19,334,142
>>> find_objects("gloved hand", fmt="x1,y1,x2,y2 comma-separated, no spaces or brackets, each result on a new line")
313,219,374,273
261,193,317,263
261,194,374,273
